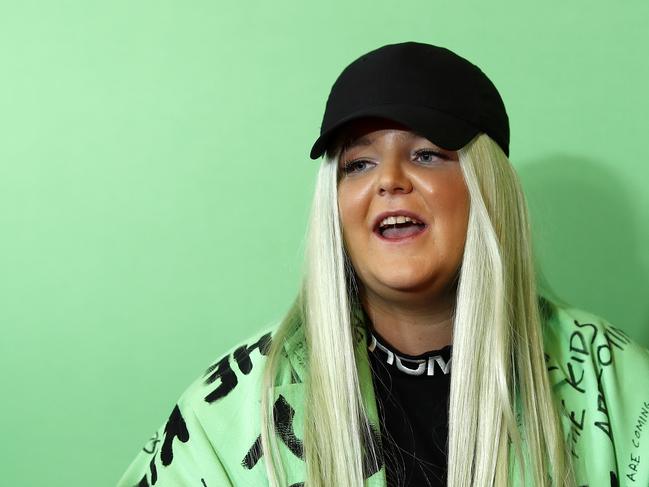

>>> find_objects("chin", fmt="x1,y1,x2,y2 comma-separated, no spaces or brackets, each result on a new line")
371,271,436,294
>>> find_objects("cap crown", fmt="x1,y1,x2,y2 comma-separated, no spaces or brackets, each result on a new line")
310,41,510,159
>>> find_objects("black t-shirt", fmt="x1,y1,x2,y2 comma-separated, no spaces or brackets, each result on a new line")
366,324,452,487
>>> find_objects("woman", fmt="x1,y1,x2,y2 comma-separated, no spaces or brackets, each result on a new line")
118,42,649,487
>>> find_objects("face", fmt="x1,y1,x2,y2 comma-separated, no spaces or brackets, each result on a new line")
335,117,470,306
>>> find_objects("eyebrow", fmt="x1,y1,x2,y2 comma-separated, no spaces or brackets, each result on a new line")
340,131,425,153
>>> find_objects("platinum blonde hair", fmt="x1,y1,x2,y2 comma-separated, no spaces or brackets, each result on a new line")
259,132,576,486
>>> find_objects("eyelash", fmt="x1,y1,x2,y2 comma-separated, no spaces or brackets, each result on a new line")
340,149,447,174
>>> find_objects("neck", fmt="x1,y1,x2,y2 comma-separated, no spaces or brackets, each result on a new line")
360,288,455,356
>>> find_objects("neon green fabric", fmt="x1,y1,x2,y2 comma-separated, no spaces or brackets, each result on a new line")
117,302,649,486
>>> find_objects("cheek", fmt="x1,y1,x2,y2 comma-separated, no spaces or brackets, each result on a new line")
425,175,470,251
337,182,370,236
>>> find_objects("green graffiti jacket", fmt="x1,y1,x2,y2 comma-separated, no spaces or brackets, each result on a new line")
117,303,649,486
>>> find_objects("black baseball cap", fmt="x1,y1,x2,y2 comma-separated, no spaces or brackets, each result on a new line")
309,41,510,159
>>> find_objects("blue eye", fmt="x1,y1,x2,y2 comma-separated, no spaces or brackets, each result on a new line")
341,159,373,174
414,149,445,163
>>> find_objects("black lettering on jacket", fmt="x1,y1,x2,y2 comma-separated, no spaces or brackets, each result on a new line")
203,332,272,403
242,395,383,481
160,405,190,467
136,404,189,486
242,394,303,469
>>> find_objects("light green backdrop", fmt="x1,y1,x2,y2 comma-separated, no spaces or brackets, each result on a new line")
1,1,647,485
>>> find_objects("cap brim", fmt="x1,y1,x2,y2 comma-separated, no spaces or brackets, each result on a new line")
309,104,480,160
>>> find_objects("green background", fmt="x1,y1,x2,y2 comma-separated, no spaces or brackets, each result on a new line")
1,1,647,485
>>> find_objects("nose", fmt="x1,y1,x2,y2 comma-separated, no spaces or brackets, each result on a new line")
377,156,413,195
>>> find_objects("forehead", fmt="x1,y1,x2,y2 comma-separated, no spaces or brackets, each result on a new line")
333,116,430,154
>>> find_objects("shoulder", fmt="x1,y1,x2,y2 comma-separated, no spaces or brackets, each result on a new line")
178,320,285,431
118,322,290,487
539,298,649,485
179,317,306,414
540,299,649,377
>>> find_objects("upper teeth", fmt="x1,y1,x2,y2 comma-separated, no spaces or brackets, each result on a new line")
379,215,423,228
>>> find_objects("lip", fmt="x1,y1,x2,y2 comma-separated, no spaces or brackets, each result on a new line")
372,209,429,242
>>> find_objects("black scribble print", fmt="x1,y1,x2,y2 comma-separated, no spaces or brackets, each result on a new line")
573,319,598,345
604,325,630,350
136,454,158,487
242,435,263,469
160,405,190,467
545,352,559,372
565,361,586,393
631,401,649,450
561,398,585,459
137,471,149,487
142,431,161,455
273,394,304,459
627,402,648,482
569,326,589,363
242,394,305,469
564,318,629,394
203,332,273,403
559,317,639,475
203,355,237,403
200,479,207,486
149,455,157,484
233,332,272,374
135,406,190,486
242,394,383,481
594,367,613,443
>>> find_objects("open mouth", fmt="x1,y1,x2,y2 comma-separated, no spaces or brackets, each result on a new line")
376,221,427,240
377,223,426,240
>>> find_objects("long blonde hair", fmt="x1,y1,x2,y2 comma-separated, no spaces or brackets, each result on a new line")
259,132,576,486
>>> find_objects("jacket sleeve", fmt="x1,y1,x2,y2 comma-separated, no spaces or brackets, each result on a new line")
116,392,234,487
